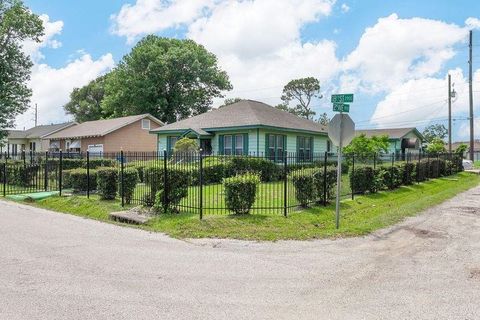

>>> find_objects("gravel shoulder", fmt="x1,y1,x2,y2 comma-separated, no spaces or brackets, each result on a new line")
1,186,480,320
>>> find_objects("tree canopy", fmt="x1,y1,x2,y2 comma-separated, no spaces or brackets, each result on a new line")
101,36,232,124
426,137,446,154
64,75,107,122
317,112,330,126
422,124,448,143
0,0,43,138
277,77,321,120
343,134,390,160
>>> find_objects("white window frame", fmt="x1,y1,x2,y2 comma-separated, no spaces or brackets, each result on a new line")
142,119,151,130
235,135,244,155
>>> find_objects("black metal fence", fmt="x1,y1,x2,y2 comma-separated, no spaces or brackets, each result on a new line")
0,150,464,217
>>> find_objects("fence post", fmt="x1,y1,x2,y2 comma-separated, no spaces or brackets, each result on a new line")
2,161,6,197
44,151,48,191
121,150,125,207
163,150,168,214
199,151,203,220
283,151,288,217
30,150,33,164
86,151,90,199
373,152,376,170
390,152,395,189
417,151,421,184
22,150,26,167
351,154,355,200
426,152,430,180
59,150,63,196
323,151,328,207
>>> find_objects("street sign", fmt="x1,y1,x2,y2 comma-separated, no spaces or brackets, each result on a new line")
331,94,354,103
328,113,355,147
327,113,355,229
332,103,350,113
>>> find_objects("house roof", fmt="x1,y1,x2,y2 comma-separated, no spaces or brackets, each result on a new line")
150,100,327,135
356,127,424,140
7,122,76,140
45,114,164,140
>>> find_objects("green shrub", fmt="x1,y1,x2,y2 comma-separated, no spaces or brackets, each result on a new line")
223,173,260,214
202,161,227,184
415,161,427,182
376,165,402,190
96,167,118,200
226,157,281,182
62,169,73,188
451,154,463,172
86,158,117,169
69,168,97,192
60,158,84,170
119,167,139,204
427,159,440,178
144,166,164,205
291,171,316,207
313,167,337,203
400,162,415,185
350,167,378,194
152,167,190,211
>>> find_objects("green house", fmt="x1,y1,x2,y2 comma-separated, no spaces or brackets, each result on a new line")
150,100,331,160
355,127,425,155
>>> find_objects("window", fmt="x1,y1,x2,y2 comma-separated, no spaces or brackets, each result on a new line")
29,142,36,152
266,134,285,162
220,134,247,155
167,136,179,154
224,135,233,155
297,136,313,162
69,140,81,153
327,140,331,153
235,135,244,155
49,141,60,152
142,119,151,130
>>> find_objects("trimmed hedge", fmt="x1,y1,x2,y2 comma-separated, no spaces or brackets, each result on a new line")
290,167,337,207
350,167,378,194
86,158,117,169
223,173,260,214
69,168,97,192
119,167,139,204
152,167,190,211
5,163,40,187
96,167,118,200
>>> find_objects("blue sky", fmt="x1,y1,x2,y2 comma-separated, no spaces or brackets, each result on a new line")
20,0,480,141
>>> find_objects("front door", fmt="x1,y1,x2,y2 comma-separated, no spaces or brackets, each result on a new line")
200,139,212,155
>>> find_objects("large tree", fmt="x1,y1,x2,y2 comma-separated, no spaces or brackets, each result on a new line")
0,0,43,138
279,77,321,120
64,75,107,122
422,124,448,143
317,112,330,126
102,36,232,123
343,134,390,161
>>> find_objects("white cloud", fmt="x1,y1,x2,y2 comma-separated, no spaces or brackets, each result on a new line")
341,3,349,13
111,0,214,43
342,14,468,93
15,54,115,129
369,68,480,131
465,17,480,29
22,14,64,62
15,15,115,129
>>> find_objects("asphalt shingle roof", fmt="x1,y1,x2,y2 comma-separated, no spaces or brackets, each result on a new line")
356,128,420,140
150,100,327,134
8,122,75,139
45,114,163,139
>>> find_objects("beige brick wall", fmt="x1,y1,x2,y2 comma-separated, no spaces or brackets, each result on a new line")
103,119,160,152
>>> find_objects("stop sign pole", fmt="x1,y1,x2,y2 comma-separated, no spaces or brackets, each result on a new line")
329,94,355,229
335,115,344,229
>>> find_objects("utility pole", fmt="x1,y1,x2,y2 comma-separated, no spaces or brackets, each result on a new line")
448,74,452,153
469,30,474,161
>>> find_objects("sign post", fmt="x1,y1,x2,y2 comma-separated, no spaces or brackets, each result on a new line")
328,94,355,229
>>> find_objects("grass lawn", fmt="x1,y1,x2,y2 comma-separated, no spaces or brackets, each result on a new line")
16,172,479,241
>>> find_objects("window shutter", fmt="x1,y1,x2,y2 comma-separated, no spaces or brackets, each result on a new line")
283,135,287,158
243,133,248,155
219,135,224,155
310,137,314,159
265,134,269,158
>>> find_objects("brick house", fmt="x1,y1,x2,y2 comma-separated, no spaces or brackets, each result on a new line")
43,114,163,153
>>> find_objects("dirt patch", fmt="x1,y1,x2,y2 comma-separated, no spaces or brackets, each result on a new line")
469,268,480,280
403,227,446,239
450,206,480,215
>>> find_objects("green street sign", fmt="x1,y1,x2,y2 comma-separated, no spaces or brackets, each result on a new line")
333,103,350,113
331,94,354,103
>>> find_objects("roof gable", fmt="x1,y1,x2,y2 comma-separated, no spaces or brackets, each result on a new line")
151,100,327,134
44,114,164,140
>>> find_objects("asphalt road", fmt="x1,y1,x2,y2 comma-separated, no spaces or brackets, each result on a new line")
1,187,480,320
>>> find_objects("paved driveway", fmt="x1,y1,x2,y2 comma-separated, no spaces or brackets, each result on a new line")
1,187,480,320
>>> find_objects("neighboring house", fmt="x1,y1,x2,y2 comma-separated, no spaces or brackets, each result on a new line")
150,100,330,161
1,122,76,156
355,127,425,154
43,114,163,153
